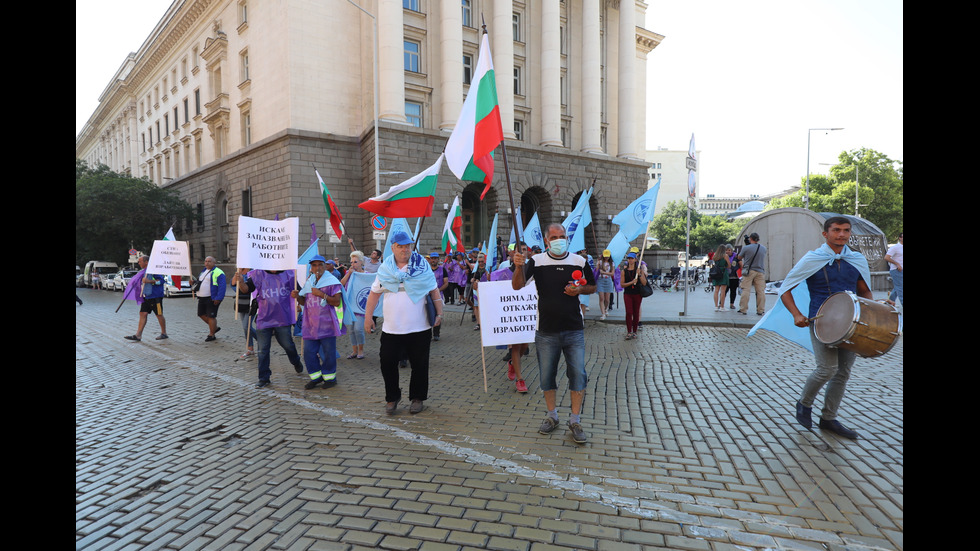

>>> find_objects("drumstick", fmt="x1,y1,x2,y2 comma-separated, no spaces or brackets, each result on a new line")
807,314,823,322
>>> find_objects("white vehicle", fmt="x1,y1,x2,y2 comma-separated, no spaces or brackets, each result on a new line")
83,261,119,288
164,275,195,297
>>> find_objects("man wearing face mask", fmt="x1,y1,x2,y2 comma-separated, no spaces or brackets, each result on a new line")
512,223,596,444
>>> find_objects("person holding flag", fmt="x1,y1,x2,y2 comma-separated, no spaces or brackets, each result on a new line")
123,255,168,342
291,255,345,390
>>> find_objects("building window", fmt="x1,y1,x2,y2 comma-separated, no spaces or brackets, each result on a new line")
513,120,523,141
242,188,252,217
462,0,472,27
462,54,472,85
404,40,420,72
405,101,423,127
194,89,201,116
183,98,189,124
238,0,248,26
242,112,251,145
173,107,179,130
513,66,522,96
403,0,419,11
240,50,250,82
164,114,169,136
512,12,522,42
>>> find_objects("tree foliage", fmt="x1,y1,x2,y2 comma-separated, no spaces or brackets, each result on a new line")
650,200,744,254
76,159,192,267
767,148,902,239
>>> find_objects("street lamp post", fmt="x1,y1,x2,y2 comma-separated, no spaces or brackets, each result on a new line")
806,127,843,210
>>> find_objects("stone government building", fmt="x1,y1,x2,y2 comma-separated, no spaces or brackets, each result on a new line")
76,0,663,269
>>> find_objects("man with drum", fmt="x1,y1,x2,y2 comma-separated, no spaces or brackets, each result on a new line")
779,216,872,439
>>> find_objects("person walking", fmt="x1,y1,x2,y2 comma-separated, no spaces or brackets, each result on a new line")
512,224,596,443
231,267,259,359
776,217,872,439
124,255,168,341
619,252,647,340
596,250,615,320
340,250,368,360
737,233,767,315
884,232,903,308
726,245,739,310
364,231,444,415
233,268,304,388
710,245,731,312
196,256,225,341
427,252,450,341
292,255,345,390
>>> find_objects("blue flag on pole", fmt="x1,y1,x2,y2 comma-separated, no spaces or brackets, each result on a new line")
523,212,545,251
611,178,660,242
563,188,593,254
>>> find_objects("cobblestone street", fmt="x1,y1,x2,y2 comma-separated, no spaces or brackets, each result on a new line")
76,288,903,550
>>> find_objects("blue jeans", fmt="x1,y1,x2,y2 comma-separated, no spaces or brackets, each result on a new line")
800,327,855,421
348,314,366,347
535,330,588,392
888,269,903,306
256,325,302,383
303,337,337,381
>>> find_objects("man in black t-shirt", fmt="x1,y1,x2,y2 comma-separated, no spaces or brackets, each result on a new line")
512,223,596,444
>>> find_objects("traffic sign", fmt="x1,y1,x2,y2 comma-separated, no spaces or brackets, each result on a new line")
371,215,387,231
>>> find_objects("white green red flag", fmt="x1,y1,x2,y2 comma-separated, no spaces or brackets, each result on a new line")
316,169,346,238
445,32,503,200
441,195,464,254
359,154,443,218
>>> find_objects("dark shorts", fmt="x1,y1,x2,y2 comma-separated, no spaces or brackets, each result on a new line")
140,297,164,315
197,297,221,318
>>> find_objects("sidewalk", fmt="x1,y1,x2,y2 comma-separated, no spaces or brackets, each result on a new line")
76,287,903,551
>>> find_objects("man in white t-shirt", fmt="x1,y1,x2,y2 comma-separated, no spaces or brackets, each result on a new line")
364,232,443,415
884,233,903,307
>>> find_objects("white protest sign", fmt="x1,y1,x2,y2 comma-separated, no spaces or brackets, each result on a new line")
477,281,538,346
147,240,192,276
237,216,300,270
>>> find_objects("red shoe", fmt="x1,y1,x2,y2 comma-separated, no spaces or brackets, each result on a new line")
507,360,516,381
515,379,528,393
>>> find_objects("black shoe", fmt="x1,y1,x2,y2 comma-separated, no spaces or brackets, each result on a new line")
205,335,216,342
305,377,323,390
322,378,337,389
124,335,141,342
819,419,860,439
256,379,271,388
409,400,424,414
795,401,812,429
293,362,304,374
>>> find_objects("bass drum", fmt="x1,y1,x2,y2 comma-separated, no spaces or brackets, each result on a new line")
813,291,902,358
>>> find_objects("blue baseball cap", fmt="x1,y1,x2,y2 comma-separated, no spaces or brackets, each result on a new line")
309,255,327,263
390,231,415,245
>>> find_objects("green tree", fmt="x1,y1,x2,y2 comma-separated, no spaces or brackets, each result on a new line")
765,148,903,240
650,200,700,251
690,215,743,254
76,160,192,267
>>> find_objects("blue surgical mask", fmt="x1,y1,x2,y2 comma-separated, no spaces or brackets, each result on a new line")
548,238,568,256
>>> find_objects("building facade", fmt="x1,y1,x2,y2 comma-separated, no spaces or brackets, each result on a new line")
76,0,663,269
643,147,700,217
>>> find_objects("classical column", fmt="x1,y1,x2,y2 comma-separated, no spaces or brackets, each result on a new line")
539,0,561,147
493,0,515,139
617,0,637,158
580,0,602,154
440,0,462,131
378,0,406,122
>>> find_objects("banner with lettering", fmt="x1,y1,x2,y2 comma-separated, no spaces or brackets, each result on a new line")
146,240,192,276
236,216,300,271
477,281,538,346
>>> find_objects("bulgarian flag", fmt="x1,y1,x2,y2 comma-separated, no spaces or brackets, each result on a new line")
441,195,464,254
316,169,346,239
359,154,443,218
446,32,503,200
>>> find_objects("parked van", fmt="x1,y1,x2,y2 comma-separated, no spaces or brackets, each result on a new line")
83,261,119,287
